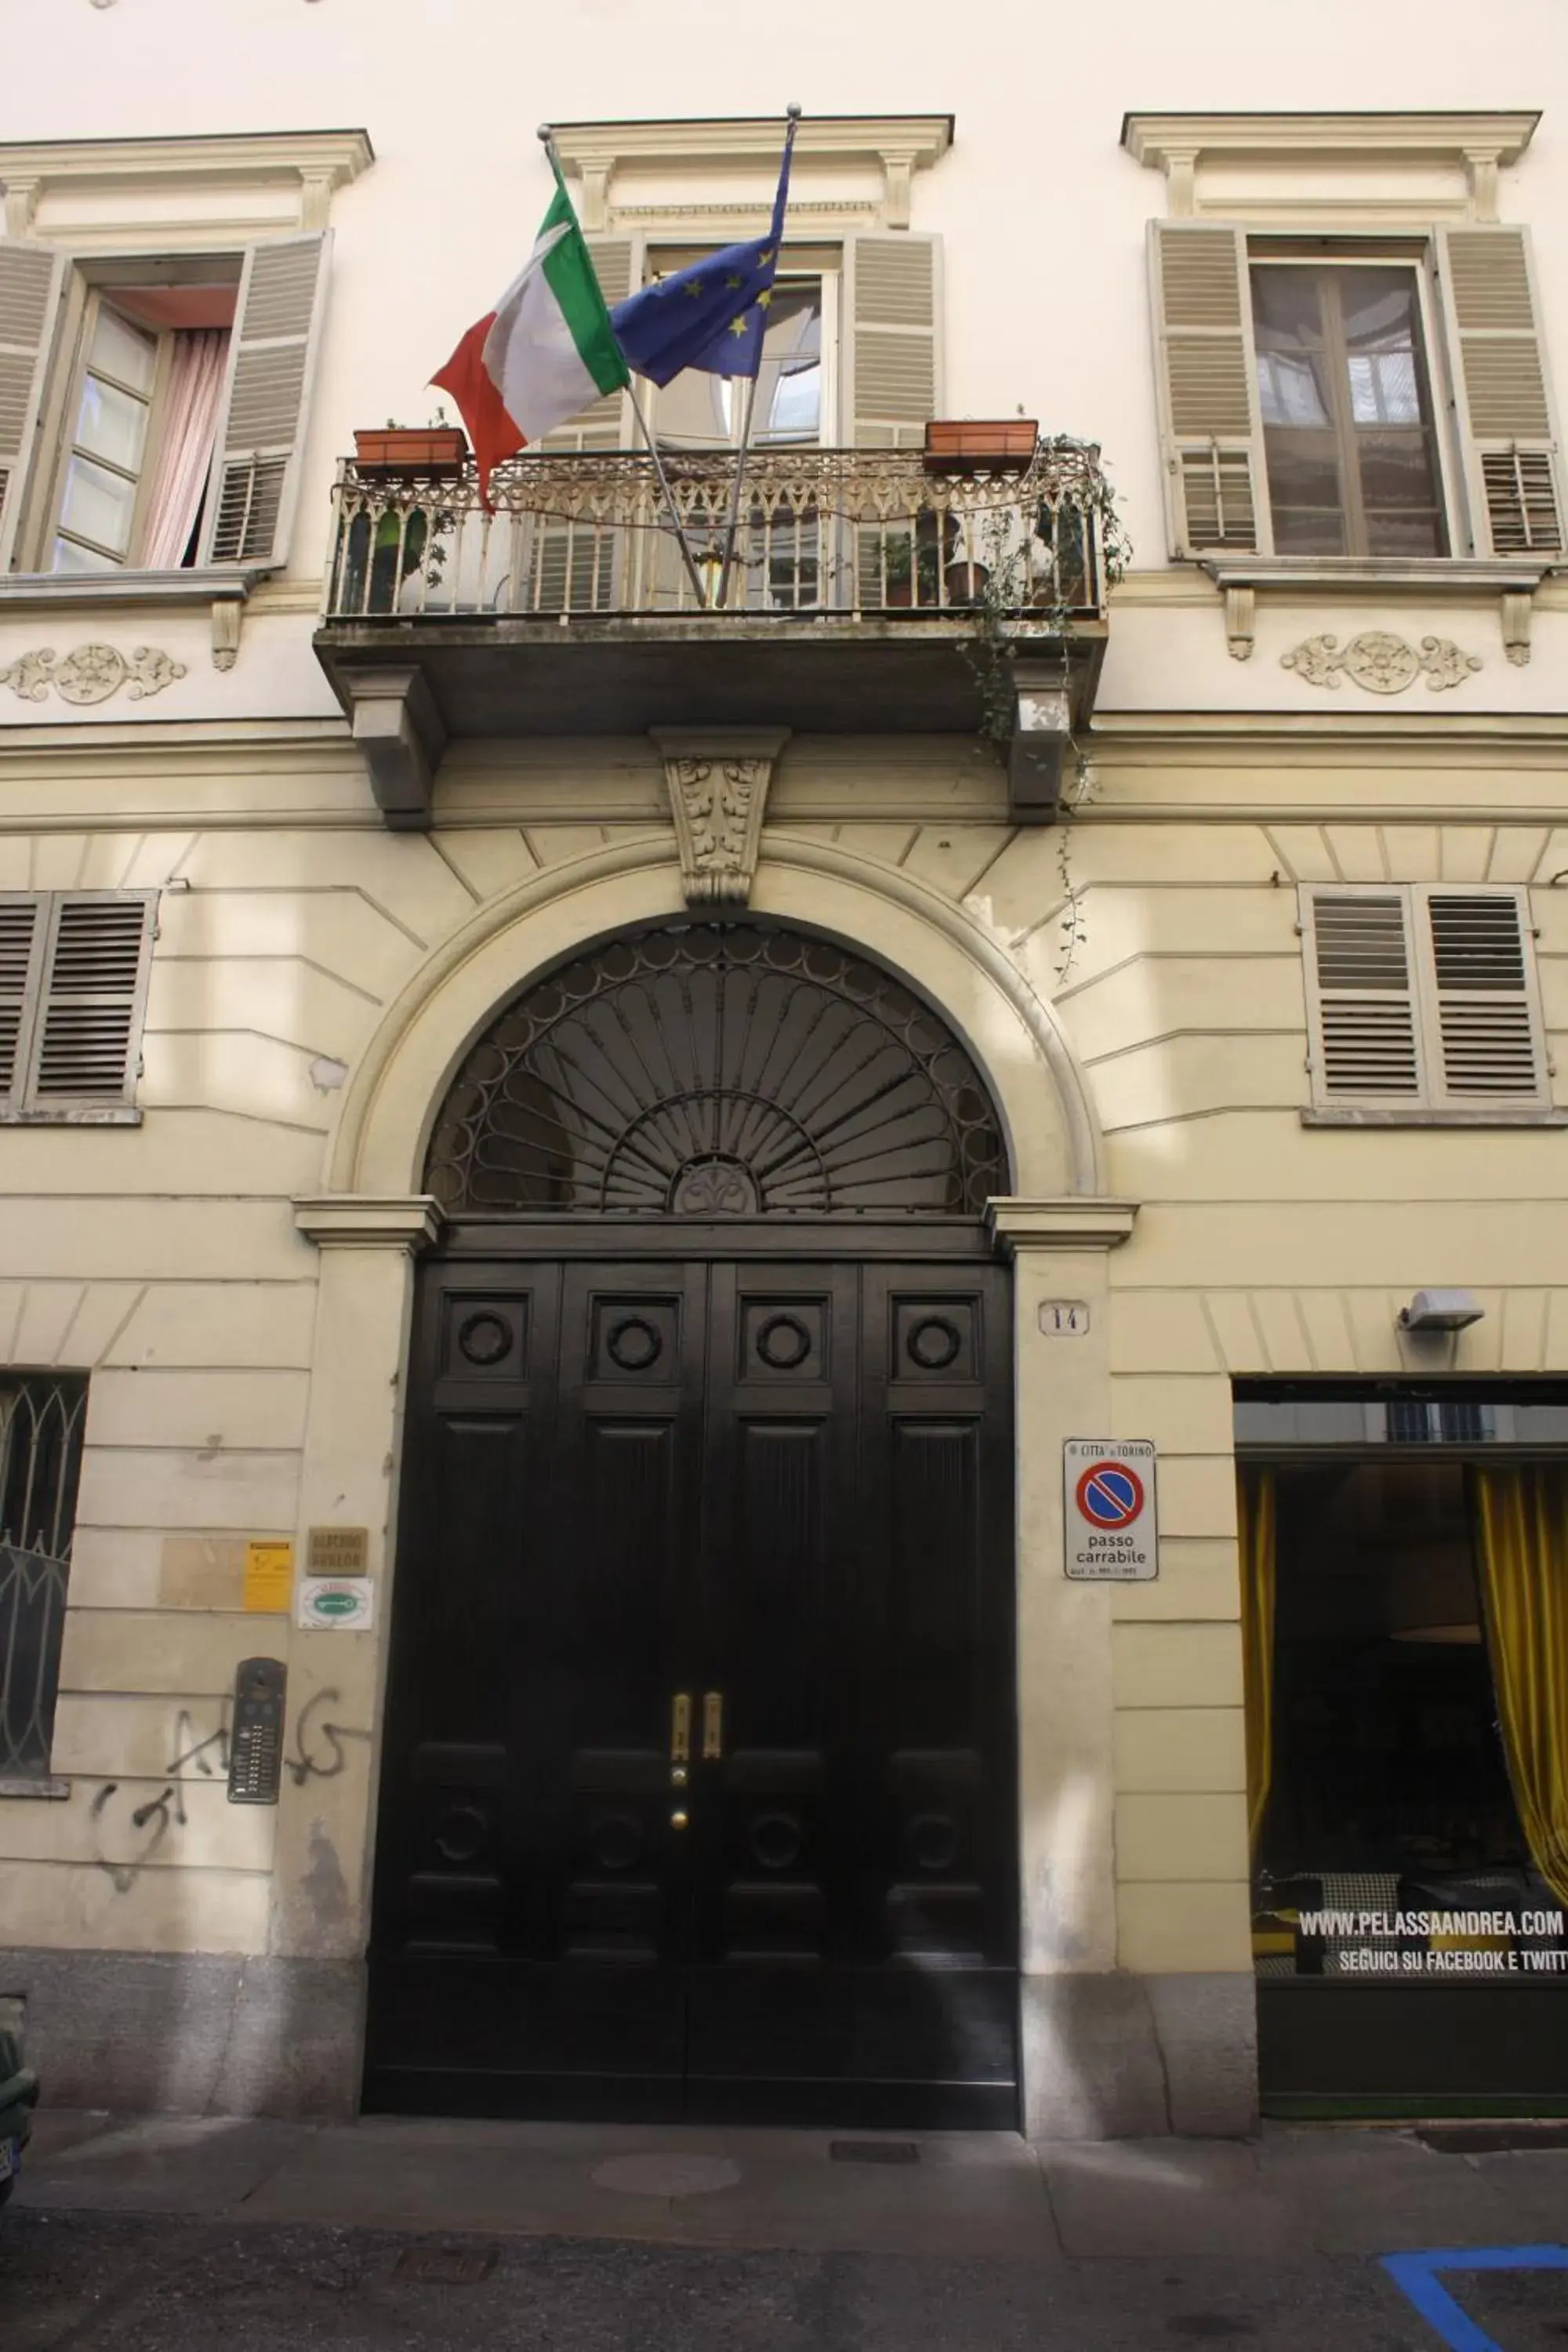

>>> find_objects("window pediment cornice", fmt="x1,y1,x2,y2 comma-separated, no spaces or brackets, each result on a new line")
1123,110,1539,223
549,113,953,233
0,128,374,239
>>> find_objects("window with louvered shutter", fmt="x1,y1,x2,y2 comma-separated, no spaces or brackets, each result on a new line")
1303,891,1424,1102
0,899,45,1109
1148,223,1268,557
1302,885,1549,1116
0,242,67,572
1434,227,1563,556
198,232,330,568
842,234,942,448
0,891,154,1119
1416,887,1548,1105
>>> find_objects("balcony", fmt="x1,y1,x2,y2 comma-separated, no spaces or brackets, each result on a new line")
314,440,1112,827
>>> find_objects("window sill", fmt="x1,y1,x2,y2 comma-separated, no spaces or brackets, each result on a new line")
0,1776,69,1801
0,568,277,673
0,1105,141,1127
0,565,275,607
1301,1106,1568,1129
1201,557,1555,665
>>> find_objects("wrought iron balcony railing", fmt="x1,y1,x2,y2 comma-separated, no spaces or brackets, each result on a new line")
322,441,1109,626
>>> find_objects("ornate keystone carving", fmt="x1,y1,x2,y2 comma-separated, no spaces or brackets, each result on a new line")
1281,630,1482,695
0,642,186,704
652,729,790,907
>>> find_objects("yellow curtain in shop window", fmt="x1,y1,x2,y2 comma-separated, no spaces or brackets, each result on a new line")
1474,1464,1568,1907
1236,1466,1276,1853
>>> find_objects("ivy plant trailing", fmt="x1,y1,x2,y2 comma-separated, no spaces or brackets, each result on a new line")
955,437,1131,983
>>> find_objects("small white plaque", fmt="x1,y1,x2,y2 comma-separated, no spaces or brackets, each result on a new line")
1063,1439,1157,1581
296,1575,375,1631
1039,1300,1091,1337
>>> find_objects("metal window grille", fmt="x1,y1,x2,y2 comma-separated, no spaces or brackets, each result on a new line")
0,1374,86,1778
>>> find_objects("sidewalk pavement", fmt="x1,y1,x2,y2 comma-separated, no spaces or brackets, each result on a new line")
12,2107,1568,2260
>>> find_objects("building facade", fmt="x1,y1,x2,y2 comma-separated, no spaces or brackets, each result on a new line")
0,0,1566,2135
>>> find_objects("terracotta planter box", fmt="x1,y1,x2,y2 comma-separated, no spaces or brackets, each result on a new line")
923,419,1038,470
354,427,468,481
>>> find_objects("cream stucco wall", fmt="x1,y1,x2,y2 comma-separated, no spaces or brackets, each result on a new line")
0,0,1565,2129
0,738,1563,2049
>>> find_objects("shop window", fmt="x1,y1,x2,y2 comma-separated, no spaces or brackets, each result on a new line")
0,1373,87,1784
1239,1409,1568,1986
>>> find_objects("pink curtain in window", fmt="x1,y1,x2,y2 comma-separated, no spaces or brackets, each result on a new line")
140,329,230,568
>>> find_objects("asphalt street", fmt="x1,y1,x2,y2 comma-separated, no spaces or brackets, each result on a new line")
8,2114,1568,2350
0,2207,1519,2352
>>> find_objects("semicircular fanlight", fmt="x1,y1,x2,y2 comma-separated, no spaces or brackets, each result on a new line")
425,923,1008,1216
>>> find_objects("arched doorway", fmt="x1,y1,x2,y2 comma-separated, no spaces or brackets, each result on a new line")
367,921,1018,2125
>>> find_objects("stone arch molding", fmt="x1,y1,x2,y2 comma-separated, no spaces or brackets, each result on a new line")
326,837,1106,1203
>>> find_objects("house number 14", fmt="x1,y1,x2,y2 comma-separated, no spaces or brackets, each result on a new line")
1040,1301,1091,1337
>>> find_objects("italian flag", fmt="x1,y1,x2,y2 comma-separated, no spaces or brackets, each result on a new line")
432,174,629,507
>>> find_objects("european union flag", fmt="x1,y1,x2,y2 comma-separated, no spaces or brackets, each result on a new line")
612,116,798,386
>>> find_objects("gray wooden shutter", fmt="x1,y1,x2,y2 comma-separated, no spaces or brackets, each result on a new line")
842,234,942,447
1149,223,1269,557
198,231,331,568
26,892,155,1109
1434,227,1563,557
1301,888,1424,1105
0,897,46,1109
1415,887,1548,1105
532,234,639,612
0,242,67,572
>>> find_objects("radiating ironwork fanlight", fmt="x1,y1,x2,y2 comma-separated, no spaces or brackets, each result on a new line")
425,924,1008,1216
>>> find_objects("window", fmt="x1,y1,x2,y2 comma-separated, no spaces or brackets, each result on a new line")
517,230,942,616
0,1372,86,1783
1251,262,1446,557
0,233,329,576
0,891,156,1122
1150,223,1563,561
1300,885,1552,1118
1247,1455,1551,1968
49,279,235,573
652,272,831,452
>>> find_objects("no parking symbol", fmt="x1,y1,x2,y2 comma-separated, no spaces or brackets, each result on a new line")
1064,1439,1158,1581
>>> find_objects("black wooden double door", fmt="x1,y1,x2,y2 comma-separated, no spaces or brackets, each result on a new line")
368,1246,1017,2125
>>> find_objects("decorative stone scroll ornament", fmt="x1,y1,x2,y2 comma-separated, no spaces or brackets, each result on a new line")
652,728,791,908
0,643,187,704
1281,630,1483,695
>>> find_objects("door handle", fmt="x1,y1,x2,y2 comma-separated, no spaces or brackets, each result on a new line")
670,1690,691,1766
702,1690,724,1761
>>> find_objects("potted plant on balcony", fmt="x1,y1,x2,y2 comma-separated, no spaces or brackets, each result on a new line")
882,535,942,608
924,419,1038,471
354,411,469,481
880,510,964,608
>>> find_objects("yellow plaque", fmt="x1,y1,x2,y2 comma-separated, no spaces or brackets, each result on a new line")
308,1526,371,1577
244,1539,295,1613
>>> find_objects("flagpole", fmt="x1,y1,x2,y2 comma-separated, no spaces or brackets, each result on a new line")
716,372,760,611
716,104,801,612
535,124,708,608
626,379,709,607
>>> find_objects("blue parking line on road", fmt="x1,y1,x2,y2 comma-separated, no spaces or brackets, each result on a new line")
1382,2246,1568,2352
